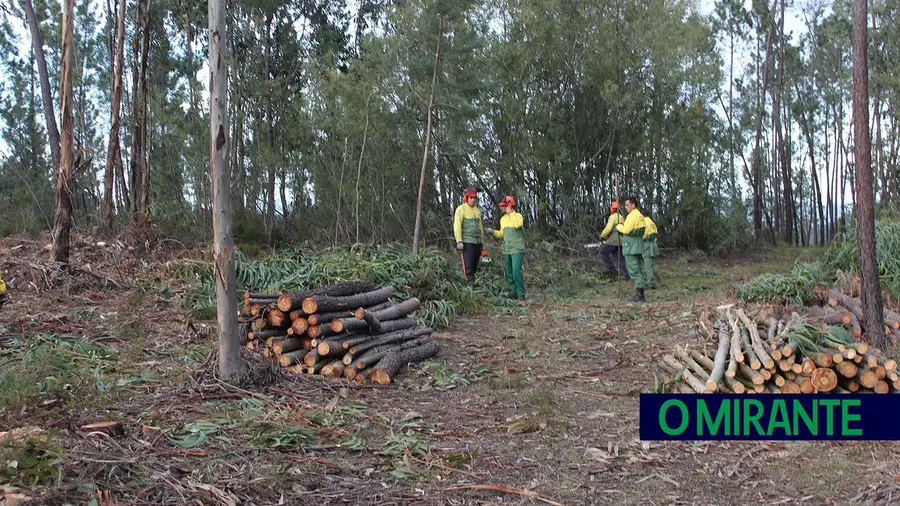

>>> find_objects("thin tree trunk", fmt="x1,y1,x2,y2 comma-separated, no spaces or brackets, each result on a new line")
103,0,126,227
752,8,777,234
412,14,443,254
852,0,885,348
209,0,247,382
21,0,61,171
52,0,75,265
136,0,151,222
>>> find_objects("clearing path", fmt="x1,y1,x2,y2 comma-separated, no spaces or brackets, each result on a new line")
0,242,896,505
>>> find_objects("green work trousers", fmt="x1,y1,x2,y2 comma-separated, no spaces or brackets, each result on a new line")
643,255,656,287
625,254,644,290
503,252,525,298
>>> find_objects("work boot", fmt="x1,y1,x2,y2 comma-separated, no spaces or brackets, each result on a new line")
630,288,646,303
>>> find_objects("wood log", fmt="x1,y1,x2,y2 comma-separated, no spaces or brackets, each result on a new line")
810,368,838,392
316,335,356,356
797,376,815,394
307,360,327,375
304,349,322,367
857,368,880,389
307,309,355,327
353,368,375,384
828,289,865,321
355,337,434,370
740,326,761,370
773,374,786,387
765,317,778,342
343,364,358,380
331,298,421,333
781,381,801,394
835,361,859,379
291,317,309,336
273,337,305,355
737,363,764,385
708,328,729,389
369,341,442,385
347,327,432,357
737,309,775,369
321,360,345,379
878,356,897,371
277,281,380,313
278,349,306,367
874,380,891,394
726,311,744,363
784,371,797,381
860,353,879,368
352,301,394,319
675,383,696,394
690,350,744,394
838,376,861,392
805,351,834,368
874,366,887,380
302,285,395,315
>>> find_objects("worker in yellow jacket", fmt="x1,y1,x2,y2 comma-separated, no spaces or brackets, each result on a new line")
642,212,659,289
486,196,526,300
453,187,485,282
599,201,627,278
616,196,646,302
0,269,8,309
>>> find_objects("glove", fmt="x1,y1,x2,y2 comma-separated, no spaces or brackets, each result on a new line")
486,228,494,235
456,242,464,251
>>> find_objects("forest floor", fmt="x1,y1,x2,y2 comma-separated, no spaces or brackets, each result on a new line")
1,236,899,506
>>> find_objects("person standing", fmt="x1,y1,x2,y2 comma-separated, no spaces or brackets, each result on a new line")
616,196,647,302
486,196,526,300
453,187,485,282
599,201,627,278
642,212,659,289
0,269,7,310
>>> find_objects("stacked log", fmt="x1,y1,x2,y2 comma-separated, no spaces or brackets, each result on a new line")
661,304,899,394
241,282,440,384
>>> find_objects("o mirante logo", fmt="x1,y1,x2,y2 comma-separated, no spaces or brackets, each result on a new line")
640,394,900,440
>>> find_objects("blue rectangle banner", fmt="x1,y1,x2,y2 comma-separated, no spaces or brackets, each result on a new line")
640,394,900,440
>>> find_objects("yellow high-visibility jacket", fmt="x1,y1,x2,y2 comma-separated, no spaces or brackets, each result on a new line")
616,209,646,256
453,203,484,244
600,213,624,246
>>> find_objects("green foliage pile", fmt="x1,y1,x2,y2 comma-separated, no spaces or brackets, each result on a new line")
172,244,518,329
820,220,900,298
737,219,900,304
736,260,827,306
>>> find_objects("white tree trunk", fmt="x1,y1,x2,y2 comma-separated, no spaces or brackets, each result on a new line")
209,0,247,381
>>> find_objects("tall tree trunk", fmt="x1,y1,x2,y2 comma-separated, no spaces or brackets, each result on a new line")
795,80,825,246
129,8,141,214
21,0,61,171
412,14,443,254
264,12,275,239
52,0,75,265
209,0,246,382
103,0,126,228
852,0,885,348
136,0,151,222
752,4,777,234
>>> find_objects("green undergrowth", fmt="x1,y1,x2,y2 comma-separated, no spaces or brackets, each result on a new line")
171,244,518,329
171,243,611,327
737,219,900,304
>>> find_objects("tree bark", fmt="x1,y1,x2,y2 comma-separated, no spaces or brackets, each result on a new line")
52,0,75,265
751,2,777,234
103,0,126,227
136,0,151,222
852,0,886,349
210,0,247,382
370,341,441,385
21,0,61,171
412,14,442,254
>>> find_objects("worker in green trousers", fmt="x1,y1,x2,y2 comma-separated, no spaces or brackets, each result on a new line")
642,212,659,289
486,196,526,300
616,196,647,302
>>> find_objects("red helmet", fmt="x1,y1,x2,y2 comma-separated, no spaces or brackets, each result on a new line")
610,201,620,212
463,188,478,201
499,196,516,208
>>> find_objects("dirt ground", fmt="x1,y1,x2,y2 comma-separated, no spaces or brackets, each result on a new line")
1,237,899,505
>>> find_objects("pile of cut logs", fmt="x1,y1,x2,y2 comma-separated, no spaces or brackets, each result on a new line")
241,282,440,384
662,291,900,394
